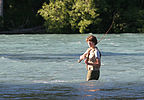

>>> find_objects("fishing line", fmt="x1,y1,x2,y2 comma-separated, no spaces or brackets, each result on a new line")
97,13,116,44
78,13,116,63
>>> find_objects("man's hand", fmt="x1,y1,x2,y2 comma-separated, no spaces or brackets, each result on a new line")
85,59,88,65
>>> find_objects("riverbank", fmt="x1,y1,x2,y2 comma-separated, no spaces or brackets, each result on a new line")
0,26,46,34
0,27,144,34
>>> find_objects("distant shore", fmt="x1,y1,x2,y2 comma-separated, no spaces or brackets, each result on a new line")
0,26,143,34
0,26,46,34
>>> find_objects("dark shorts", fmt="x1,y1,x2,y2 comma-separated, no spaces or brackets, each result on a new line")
86,70,100,81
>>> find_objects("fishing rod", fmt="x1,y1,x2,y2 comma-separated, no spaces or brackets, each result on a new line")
97,13,116,44
78,13,116,63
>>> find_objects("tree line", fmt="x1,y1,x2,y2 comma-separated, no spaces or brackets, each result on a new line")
0,0,144,34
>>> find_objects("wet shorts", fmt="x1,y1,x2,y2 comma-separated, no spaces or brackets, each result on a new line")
86,70,100,81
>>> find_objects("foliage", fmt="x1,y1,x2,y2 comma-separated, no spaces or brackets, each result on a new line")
38,0,100,33
1,0,144,33
38,1,71,33
69,0,100,33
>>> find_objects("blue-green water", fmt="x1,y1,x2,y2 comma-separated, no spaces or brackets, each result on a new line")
0,34,144,99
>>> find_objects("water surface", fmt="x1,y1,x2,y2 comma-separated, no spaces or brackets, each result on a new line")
0,34,144,99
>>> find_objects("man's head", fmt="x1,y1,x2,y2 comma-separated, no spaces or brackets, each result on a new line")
86,35,97,45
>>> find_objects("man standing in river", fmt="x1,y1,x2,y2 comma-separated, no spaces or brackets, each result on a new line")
78,35,101,81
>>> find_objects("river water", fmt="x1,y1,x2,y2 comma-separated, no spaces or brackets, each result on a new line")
0,34,144,99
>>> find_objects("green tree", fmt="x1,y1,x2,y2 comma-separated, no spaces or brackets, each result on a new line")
69,0,101,33
2,0,144,33
104,0,143,33
38,0,101,33
38,1,71,33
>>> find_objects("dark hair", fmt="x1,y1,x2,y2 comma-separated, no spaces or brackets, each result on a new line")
86,35,97,45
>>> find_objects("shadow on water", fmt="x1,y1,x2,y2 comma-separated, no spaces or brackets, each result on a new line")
0,83,80,100
102,52,144,56
0,53,79,61
1,82,144,100
0,52,144,61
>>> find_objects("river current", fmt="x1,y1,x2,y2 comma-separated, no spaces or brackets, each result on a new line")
0,34,144,99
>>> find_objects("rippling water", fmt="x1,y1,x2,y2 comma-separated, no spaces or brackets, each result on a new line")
0,34,144,99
